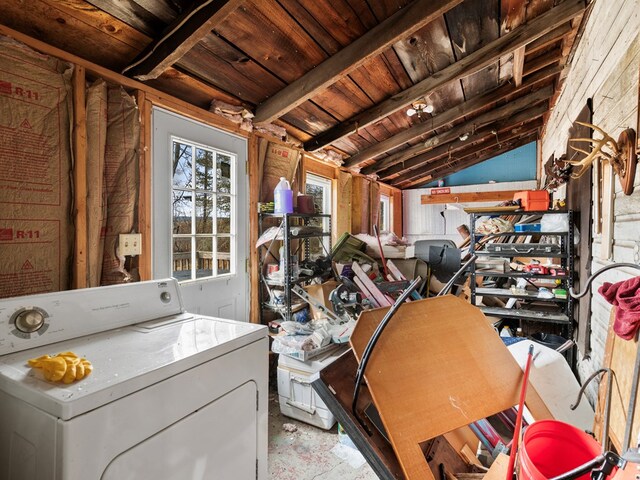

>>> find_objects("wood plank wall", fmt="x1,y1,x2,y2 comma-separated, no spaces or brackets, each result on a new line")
541,0,640,404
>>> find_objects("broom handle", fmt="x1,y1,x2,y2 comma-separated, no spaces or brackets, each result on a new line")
373,225,390,277
506,344,535,480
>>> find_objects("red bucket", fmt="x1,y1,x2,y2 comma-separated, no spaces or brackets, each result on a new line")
520,420,602,480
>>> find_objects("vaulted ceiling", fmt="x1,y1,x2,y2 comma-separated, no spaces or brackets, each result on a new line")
0,0,588,188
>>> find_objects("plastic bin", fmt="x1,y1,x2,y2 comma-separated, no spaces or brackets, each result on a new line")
520,420,603,480
514,190,550,211
277,344,349,429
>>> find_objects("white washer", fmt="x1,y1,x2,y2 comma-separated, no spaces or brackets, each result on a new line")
0,279,268,480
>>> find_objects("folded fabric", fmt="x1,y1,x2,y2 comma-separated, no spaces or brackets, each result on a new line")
599,276,640,340
28,351,93,384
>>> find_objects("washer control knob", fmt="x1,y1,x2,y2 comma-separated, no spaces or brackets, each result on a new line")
160,292,171,303
14,309,46,333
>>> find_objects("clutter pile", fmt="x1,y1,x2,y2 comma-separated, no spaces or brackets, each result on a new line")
269,231,427,361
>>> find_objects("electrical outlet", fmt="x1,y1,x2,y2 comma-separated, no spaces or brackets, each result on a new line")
119,233,142,256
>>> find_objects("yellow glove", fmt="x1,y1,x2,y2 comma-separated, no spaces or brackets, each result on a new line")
27,351,93,384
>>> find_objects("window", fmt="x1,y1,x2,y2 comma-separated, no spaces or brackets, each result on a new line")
305,173,332,258
379,194,391,232
171,137,236,281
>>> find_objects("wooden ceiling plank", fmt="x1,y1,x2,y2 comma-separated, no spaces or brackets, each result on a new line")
397,131,538,188
0,0,148,69
304,0,585,152
512,46,526,87
122,0,245,81
252,0,464,124
523,47,563,77
85,0,173,36
277,0,342,55
525,22,572,55
380,106,546,181
217,1,328,84
498,0,526,84
343,63,559,168
445,0,500,99
363,84,552,174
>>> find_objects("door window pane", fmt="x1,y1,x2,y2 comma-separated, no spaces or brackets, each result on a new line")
217,154,232,193
196,237,214,279
172,238,192,281
172,142,192,188
195,193,214,234
195,148,214,191
171,137,236,281
217,195,231,233
173,190,192,234
218,236,231,275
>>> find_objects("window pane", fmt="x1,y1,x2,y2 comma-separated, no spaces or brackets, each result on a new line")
172,238,192,281
218,236,231,274
195,148,214,191
195,193,214,234
217,153,232,193
217,195,231,234
196,236,214,279
305,182,324,227
172,142,192,188
173,190,192,234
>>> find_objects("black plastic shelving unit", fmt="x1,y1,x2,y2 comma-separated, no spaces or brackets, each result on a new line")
469,210,575,365
258,212,332,323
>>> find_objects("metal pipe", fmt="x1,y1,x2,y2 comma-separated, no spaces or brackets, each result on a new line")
352,277,422,433
437,254,477,296
570,368,613,452
569,263,640,299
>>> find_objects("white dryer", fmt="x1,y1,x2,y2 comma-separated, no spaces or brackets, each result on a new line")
0,278,268,480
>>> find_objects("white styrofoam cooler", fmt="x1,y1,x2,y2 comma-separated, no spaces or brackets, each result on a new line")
277,344,349,430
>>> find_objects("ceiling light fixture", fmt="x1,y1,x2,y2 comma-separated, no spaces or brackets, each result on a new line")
459,133,469,141
406,102,434,118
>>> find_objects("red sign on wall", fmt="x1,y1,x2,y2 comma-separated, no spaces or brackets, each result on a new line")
430,187,451,195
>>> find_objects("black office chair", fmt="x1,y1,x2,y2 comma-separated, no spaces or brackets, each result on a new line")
413,239,461,282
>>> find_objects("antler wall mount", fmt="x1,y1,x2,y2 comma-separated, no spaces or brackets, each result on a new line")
568,122,638,195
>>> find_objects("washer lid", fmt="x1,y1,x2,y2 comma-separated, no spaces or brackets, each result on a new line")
0,314,266,420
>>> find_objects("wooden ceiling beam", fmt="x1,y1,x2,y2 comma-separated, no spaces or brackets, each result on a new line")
362,84,553,175
395,129,540,188
342,64,560,169
251,0,463,125
383,108,545,183
404,132,539,188
304,0,585,152
122,0,245,81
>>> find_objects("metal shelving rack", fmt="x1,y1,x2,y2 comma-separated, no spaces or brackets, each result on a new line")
469,210,575,365
258,212,332,323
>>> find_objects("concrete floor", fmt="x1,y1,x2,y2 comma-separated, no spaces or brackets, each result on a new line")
268,389,380,479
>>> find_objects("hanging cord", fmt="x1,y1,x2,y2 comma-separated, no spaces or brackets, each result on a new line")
122,0,220,76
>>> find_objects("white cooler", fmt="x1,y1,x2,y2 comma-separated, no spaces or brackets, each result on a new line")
277,344,349,430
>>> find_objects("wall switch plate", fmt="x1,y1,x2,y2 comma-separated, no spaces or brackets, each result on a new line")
119,233,142,256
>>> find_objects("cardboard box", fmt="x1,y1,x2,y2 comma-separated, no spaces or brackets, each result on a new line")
304,280,339,320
